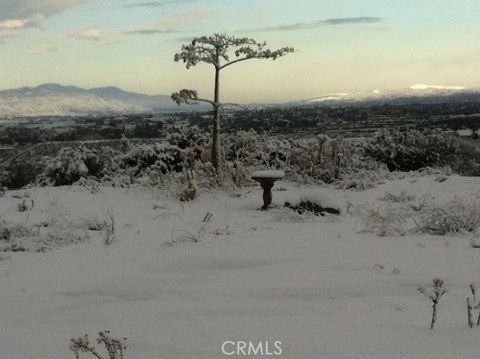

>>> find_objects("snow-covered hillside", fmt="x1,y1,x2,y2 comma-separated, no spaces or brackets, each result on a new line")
0,92,147,117
1,175,480,358
0,84,198,117
305,87,480,106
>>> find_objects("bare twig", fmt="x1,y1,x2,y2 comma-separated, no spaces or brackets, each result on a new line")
70,331,127,359
418,278,447,329
467,297,474,328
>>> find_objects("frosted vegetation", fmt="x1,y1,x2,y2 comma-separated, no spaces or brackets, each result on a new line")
3,126,480,358
1,126,472,191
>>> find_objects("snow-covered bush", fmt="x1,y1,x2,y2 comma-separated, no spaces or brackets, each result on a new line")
166,125,209,161
452,157,480,177
416,198,480,235
286,135,388,186
226,132,358,185
221,130,292,187
334,142,390,190
362,207,412,237
336,167,389,191
2,159,45,189
14,127,462,191
40,146,115,186
362,195,480,236
286,135,342,183
0,172,7,191
0,220,88,252
119,142,184,179
180,170,198,201
380,190,416,203
166,126,209,151
364,128,459,172
224,130,291,168
0,221,33,244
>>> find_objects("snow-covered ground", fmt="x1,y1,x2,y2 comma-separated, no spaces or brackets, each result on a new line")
2,175,480,359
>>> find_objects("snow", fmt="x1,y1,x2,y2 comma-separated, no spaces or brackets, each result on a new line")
1,175,480,358
251,170,285,179
0,93,148,117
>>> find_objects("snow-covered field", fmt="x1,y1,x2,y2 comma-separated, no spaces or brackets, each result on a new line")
2,175,480,359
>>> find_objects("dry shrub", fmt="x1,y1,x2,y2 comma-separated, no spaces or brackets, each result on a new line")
418,278,447,329
180,170,198,201
336,168,389,191
70,331,127,359
380,190,416,203
78,215,107,231
0,220,88,252
362,207,412,236
362,196,480,237
364,128,459,171
416,199,480,235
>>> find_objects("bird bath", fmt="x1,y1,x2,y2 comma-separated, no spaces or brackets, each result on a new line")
251,170,285,210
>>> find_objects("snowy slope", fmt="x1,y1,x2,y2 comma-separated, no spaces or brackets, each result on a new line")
305,88,480,106
1,175,480,358
0,92,148,117
0,84,202,117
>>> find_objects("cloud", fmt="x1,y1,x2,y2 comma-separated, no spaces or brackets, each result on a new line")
128,6,218,36
410,84,465,91
70,27,116,42
0,0,92,22
69,6,216,44
126,0,195,8
28,44,56,54
0,19,29,29
323,17,380,25
245,16,382,32
125,29,180,35
0,29,17,40
0,0,92,41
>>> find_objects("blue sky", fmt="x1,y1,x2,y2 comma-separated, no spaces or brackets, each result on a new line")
0,0,479,102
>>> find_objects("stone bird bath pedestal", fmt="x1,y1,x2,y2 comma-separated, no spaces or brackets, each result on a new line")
251,170,285,210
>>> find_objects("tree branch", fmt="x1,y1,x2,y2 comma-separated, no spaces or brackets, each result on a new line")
171,89,216,107
220,57,253,69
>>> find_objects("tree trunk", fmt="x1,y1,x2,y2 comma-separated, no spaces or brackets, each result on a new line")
211,65,222,174
431,301,438,329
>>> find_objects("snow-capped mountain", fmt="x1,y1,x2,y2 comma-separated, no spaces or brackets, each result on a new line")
0,84,195,117
304,86,480,106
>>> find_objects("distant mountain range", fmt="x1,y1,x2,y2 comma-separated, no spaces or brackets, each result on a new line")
0,83,203,117
1,83,480,117
302,87,480,107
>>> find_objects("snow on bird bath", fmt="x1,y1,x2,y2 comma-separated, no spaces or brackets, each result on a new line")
251,170,285,180
251,170,285,209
